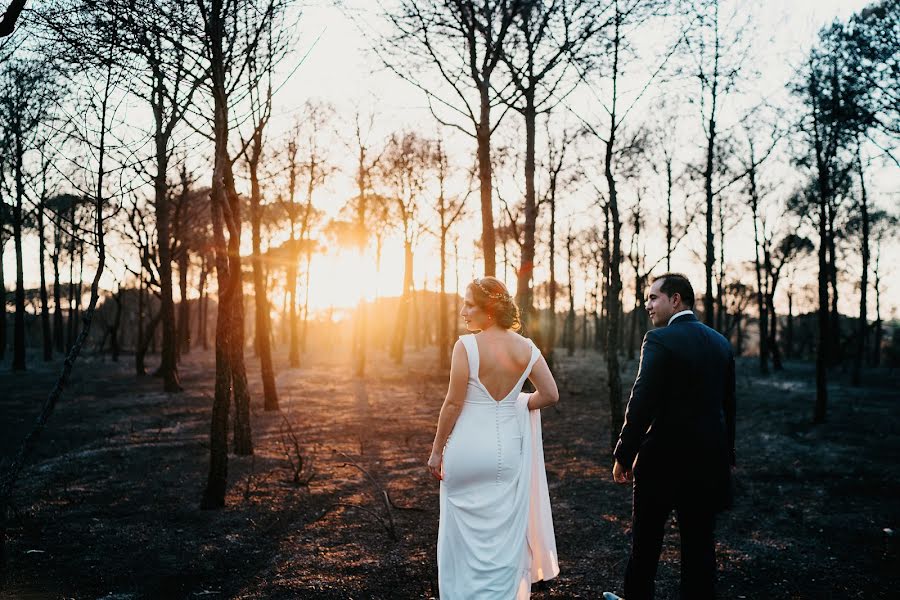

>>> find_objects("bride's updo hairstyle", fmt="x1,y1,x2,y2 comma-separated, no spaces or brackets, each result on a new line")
468,276,521,331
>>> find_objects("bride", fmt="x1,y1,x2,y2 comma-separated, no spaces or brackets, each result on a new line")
428,276,560,599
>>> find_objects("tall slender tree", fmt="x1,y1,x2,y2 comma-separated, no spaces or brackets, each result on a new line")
500,0,604,333
0,58,58,371
197,0,288,507
383,1,525,276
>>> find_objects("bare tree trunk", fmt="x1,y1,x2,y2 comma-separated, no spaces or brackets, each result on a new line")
581,270,589,352
153,124,181,391
565,228,575,357
547,191,557,366
604,9,625,452
715,192,726,332
136,310,161,376
288,260,299,367
229,266,253,455
811,64,830,424
439,229,449,370
110,288,122,362
0,230,6,361
136,269,145,372
748,149,769,374
477,90,496,277
768,295,782,370
851,149,868,384
391,241,413,363
249,129,279,411
665,157,673,272
12,118,26,371
38,184,52,362
301,250,311,353
871,238,882,367
786,287,794,359
66,207,76,350
177,251,191,357
201,0,258,507
827,198,840,365
702,2,721,329
453,237,460,339
203,188,232,508
52,215,64,354
196,254,207,349
516,92,537,334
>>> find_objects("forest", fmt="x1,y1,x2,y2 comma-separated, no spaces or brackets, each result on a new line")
0,0,898,598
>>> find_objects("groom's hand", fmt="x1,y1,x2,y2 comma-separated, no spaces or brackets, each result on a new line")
612,460,632,484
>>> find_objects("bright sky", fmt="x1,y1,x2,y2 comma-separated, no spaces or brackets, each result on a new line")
5,0,898,322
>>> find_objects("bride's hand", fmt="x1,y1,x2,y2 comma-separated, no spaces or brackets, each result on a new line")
427,452,443,480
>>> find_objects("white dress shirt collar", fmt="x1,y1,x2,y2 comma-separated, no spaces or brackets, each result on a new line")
667,309,694,326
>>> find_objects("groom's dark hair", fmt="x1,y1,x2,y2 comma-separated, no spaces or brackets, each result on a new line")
653,273,695,308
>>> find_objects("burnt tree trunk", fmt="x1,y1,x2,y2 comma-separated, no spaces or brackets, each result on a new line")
748,147,769,374
391,241,413,363
477,86,496,277
152,107,182,392
12,113,26,371
52,212,64,354
604,8,624,452
38,183,52,362
516,90,537,334
0,228,6,362
248,128,279,411
177,251,191,357
810,63,830,424
851,149,869,385
871,238,882,367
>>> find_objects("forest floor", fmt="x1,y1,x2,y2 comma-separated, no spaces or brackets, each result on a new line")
0,343,898,599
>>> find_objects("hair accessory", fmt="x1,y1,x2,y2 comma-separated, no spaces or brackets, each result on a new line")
475,279,510,301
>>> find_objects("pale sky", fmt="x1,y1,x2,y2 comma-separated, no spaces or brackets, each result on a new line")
4,0,898,323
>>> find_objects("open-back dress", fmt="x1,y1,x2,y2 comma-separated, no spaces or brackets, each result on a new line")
437,333,559,599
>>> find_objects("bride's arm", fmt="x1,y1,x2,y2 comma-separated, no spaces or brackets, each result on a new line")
527,354,560,410
428,340,469,479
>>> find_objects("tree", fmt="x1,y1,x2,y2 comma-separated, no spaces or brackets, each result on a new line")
100,0,207,392
383,0,524,277
736,119,782,374
576,0,687,450
0,57,59,371
197,0,288,507
685,0,753,328
0,0,26,38
241,14,290,412
763,232,814,370
795,17,868,422
869,210,897,367
540,124,579,364
380,131,435,363
35,141,61,362
1,0,117,559
431,140,468,369
279,102,333,368
851,144,870,385
347,111,382,377
499,0,603,333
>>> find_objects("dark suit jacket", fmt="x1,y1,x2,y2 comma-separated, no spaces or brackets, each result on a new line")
613,312,736,511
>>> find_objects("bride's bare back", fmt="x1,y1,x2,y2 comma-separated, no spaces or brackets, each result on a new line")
474,330,535,402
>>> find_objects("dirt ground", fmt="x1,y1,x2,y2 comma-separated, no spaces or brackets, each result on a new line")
0,344,898,599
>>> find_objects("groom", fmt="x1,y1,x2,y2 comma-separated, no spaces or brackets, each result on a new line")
605,273,736,600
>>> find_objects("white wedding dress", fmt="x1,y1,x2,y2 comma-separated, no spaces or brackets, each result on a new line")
438,334,559,599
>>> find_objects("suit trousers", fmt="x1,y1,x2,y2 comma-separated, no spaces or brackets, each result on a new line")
623,474,717,600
